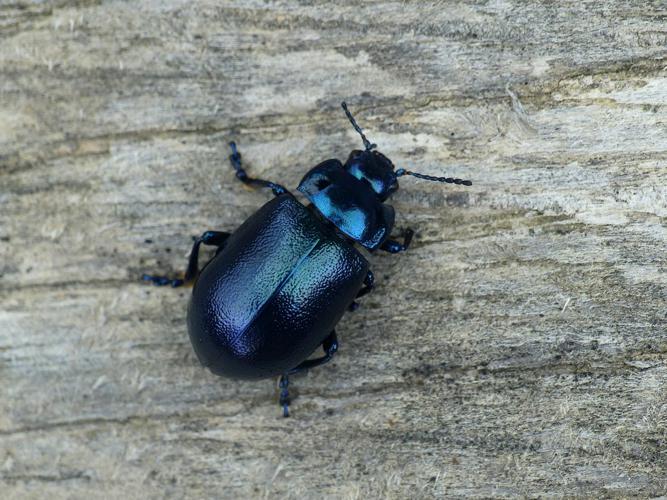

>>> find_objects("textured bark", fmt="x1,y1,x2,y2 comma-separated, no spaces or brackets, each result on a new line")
1,1,666,498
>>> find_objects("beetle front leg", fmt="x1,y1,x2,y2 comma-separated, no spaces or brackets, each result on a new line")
229,142,289,197
142,230,230,287
379,228,414,254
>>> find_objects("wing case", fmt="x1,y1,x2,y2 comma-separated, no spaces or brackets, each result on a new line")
187,193,368,379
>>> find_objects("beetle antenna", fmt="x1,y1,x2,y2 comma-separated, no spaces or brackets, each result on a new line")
341,101,377,151
395,168,472,186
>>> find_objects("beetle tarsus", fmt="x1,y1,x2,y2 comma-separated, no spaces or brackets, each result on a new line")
141,274,184,287
279,374,290,418
379,229,414,254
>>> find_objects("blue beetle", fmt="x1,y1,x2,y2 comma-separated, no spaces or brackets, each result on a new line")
143,103,472,416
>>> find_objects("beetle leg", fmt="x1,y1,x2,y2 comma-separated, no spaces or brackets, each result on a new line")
277,331,338,417
289,331,339,374
142,230,230,287
349,270,375,311
278,374,290,418
229,142,289,197
141,275,185,287
379,228,414,254
184,230,230,282
356,269,375,298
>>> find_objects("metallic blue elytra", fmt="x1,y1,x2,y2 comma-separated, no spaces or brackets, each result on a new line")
187,193,368,379
142,102,472,417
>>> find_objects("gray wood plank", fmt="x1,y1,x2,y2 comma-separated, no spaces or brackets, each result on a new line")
1,1,666,498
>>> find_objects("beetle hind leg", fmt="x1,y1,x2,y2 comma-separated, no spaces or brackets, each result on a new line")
275,331,339,417
141,274,185,288
289,331,338,374
142,230,230,287
229,142,288,197
278,374,290,418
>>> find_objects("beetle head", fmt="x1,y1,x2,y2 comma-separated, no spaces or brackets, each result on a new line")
343,149,398,202
341,102,472,195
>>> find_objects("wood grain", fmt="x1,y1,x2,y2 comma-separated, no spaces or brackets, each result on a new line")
1,1,666,498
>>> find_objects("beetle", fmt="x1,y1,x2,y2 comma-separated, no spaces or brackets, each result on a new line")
143,102,472,417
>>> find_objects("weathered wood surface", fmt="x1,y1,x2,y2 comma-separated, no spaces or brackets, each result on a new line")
1,1,666,498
